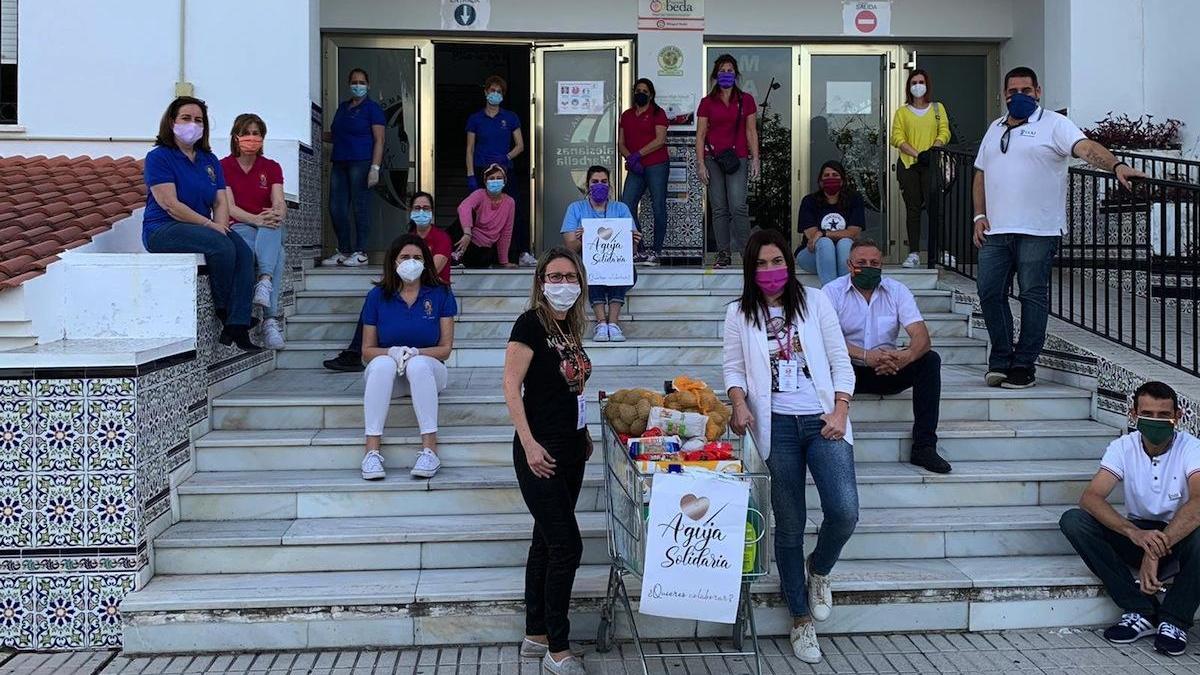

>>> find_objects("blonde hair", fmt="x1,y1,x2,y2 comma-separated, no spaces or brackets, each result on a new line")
528,247,588,342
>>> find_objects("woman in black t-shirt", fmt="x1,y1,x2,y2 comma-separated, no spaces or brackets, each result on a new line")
795,160,865,286
502,247,593,674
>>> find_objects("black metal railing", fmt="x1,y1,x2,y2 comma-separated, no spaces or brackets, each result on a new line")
929,145,1200,376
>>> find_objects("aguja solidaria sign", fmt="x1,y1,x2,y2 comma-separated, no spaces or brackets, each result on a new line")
581,218,634,286
639,471,749,623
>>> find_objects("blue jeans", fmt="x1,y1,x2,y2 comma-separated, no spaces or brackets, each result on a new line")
329,160,372,254
230,223,285,318
704,157,750,255
146,220,254,327
620,161,670,254
976,233,1059,371
588,270,637,307
768,413,859,618
796,237,852,286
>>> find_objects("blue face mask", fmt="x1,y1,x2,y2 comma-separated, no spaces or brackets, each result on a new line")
349,83,368,98
486,91,503,106
411,210,433,227
486,178,505,194
1006,92,1038,120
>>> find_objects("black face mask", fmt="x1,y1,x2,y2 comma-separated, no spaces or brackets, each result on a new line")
633,92,650,107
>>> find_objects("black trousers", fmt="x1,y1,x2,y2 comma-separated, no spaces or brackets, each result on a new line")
853,350,941,450
462,241,499,269
897,161,931,255
514,434,587,653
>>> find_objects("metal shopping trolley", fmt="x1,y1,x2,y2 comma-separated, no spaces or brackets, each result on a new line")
595,392,772,675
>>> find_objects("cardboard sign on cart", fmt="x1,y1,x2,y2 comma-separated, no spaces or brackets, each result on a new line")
639,471,750,623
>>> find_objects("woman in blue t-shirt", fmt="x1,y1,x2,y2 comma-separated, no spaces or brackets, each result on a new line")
360,234,458,481
142,96,258,351
323,68,386,268
795,160,865,286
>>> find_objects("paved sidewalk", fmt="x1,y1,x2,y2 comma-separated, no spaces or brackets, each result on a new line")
3,627,1200,674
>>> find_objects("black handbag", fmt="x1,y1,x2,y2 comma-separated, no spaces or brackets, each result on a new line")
707,92,745,175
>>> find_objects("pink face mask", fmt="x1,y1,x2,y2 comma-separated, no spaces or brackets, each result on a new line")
755,267,790,295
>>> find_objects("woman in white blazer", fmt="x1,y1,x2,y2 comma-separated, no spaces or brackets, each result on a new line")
722,228,858,665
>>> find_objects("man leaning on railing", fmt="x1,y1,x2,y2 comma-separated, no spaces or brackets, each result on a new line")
971,66,1146,390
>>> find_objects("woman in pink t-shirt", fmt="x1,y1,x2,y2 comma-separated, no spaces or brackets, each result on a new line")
695,54,760,269
455,163,517,269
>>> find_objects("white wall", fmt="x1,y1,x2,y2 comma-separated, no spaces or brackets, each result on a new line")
1142,0,1200,155
1041,0,1071,111
1002,0,1047,107
1066,0,1144,130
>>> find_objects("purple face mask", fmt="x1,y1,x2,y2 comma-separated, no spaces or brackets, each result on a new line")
588,182,610,203
717,71,736,89
173,122,204,146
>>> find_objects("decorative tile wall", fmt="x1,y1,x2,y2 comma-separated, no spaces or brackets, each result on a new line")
636,133,704,259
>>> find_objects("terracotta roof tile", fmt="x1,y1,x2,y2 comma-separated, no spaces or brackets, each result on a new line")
0,155,145,289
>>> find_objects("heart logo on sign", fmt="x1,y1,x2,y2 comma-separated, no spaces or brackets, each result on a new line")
598,226,614,240
679,494,710,521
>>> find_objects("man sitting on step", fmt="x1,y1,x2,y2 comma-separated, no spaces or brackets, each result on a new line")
823,238,951,474
1059,381,1200,657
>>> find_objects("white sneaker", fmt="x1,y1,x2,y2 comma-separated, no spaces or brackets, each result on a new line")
807,556,833,622
410,448,441,479
902,252,920,268
607,323,626,343
592,323,610,342
520,637,549,658
252,279,272,308
940,251,957,267
361,450,385,480
541,653,588,674
321,252,347,267
342,251,369,267
519,252,538,267
789,621,821,664
261,318,285,350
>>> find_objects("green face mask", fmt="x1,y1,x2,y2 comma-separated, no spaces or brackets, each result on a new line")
851,266,882,291
1136,416,1176,447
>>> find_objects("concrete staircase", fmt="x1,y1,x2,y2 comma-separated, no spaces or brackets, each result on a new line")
119,267,1126,654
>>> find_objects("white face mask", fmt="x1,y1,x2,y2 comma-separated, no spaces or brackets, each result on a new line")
543,283,581,311
396,259,424,283
910,83,927,99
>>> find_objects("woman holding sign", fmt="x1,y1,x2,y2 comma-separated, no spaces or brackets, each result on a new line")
503,248,594,675
722,228,858,665
561,165,641,343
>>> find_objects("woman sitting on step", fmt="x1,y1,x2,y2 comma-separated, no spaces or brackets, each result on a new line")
360,234,457,481
723,228,858,665
455,163,516,269
503,248,593,675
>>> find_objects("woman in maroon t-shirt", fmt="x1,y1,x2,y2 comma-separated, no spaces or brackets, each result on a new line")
695,54,760,269
618,78,670,265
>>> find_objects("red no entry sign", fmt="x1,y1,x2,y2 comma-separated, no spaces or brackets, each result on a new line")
856,9,878,32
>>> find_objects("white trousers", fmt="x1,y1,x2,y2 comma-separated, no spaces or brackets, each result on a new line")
362,354,448,436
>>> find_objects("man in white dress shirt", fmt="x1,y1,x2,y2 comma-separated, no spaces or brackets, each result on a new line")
823,238,950,473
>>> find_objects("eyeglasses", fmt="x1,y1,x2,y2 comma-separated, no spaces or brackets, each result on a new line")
544,272,579,284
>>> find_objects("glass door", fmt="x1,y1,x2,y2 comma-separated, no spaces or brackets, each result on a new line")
906,45,1000,146
323,36,434,257
533,41,632,254
799,45,900,258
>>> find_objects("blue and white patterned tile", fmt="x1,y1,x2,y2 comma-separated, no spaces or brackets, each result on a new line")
85,378,135,399
86,573,133,648
0,576,35,649
33,379,83,400
34,398,86,474
0,475,33,550
86,397,136,474
33,474,86,548
86,473,137,547
0,396,34,474
34,576,86,650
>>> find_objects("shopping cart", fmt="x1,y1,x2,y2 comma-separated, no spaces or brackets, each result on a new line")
595,392,772,675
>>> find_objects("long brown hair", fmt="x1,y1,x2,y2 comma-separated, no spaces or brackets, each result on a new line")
708,53,742,99
229,113,267,157
375,234,445,297
155,96,212,153
737,228,807,329
528,247,588,342
905,69,932,105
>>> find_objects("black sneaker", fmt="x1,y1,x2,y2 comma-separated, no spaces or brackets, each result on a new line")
714,251,732,269
1103,612,1156,644
323,350,364,372
1000,367,1036,389
1155,621,1188,656
910,446,952,474
984,369,1008,387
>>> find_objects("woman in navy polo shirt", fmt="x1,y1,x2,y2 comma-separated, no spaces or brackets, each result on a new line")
465,74,532,266
360,234,458,482
143,96,258,351
324,68,386,268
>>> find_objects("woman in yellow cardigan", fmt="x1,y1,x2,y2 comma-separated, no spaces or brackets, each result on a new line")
891,69,951,268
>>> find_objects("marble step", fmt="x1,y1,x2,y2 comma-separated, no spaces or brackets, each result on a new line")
152,505,1080,575
285,311,970,341
274,335,987,370
120,556,1121,653
193,418,1117,472
174,460,1106,521
301,266,941,292
210,365,1093,431
296,287,956,316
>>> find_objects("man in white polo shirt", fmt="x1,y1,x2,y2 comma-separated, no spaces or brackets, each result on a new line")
972,66,1145,390
824,238,949,474
1059,381,1200,657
